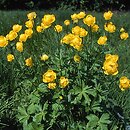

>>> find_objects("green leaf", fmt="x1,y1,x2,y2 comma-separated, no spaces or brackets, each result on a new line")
23,122,43,130
72,93,82,104
41,101,48,120
87,114,99,121
84,88,97,97
97,124,108,130
99,113,111,124
23,122,33,130
29,93,40,104
82,92,91,105
22,80,32,88
38,83,48,93
33,113,43,123
18,107,30,123
91,102,102,113
86,114,99,128
27,103,37,114
31,122,44,130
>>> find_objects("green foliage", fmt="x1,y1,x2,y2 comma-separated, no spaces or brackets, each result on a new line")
0,10,130,130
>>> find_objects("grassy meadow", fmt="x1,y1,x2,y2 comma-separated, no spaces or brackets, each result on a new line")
0,10,130,130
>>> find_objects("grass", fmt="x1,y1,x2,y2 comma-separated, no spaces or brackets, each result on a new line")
0,9,130,129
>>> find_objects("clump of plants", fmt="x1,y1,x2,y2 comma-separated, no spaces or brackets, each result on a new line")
0,11,130,130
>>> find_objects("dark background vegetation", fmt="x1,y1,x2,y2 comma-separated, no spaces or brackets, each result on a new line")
0,0,130,11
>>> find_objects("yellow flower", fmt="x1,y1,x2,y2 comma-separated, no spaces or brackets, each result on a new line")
25,20,34,29
103,11,113,20
83,15,96,26
61,33,75,44
0,36,8,47
54,25,62,33
12,24,22,32
25,57,33,67
8,30,18,41
19,34,28,42
60,76,69,88
16,42,23,52
43,70,56,83
64,20,70,26
71,13,78,21
41,54,49,61
120,32,129,40
24,29,33,38
72,26,88,37
104,22,116,33
102,54,119,75
92,24,99,32
27,12,37,20
48,83,56,89
70,35,83,51
97,36,107,45
119,76,130,91
41,23,51,29
120,28,125,32
7,54,14,62
80,28,88,37
74,55,81,63
42,14,55,26
72,26,81,36
105,54,119,62
103,60,118,75
77,11,86,19
36,26,43,32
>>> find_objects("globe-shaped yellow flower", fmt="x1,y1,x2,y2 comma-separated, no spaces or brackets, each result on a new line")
97,36,107,45
12,24,22,33
77,12,86,19
42,14,55,26
72,26,81,36
25,20,34,29
54,25,62,33
16,42,23,52
74,55,81,63
120,28,125,32
43,70,56,83
41,54,49,61
61,33,75,44
92,24,99,32
48,83,56,89
36,26,43,32
83,15,96,26
8,30,18,41
120,32,129,40
19,34,28,42
0,36,8,47
103,60,118,75
60,77,69,88
119,76,130,91
64,20,70,26
25,29,33,38
105,54,119,62
7,54,14,62
27,12,37,20
80,28,88,37
104,22,116,33
103,11,113,20
25,57,33,67
71,13,78,21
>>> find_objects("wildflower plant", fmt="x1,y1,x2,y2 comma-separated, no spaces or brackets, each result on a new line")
0,11,130,129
